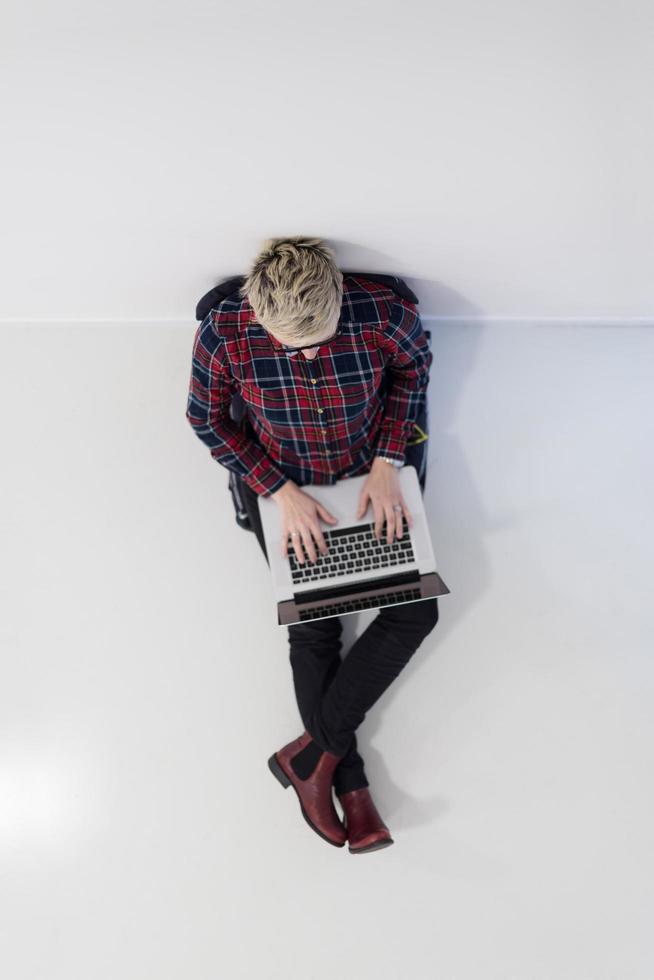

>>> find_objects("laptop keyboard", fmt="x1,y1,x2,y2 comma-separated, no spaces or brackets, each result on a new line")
298,587,424,621
288,518,415,584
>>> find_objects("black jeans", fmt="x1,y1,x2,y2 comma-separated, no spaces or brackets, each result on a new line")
240,476,439,796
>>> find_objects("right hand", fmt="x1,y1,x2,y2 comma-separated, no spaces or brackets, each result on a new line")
271,480,338,565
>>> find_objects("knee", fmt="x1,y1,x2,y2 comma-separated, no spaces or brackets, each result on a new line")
379,598,439,638
420,598,439,634
405,598,439,638
288,616,343,645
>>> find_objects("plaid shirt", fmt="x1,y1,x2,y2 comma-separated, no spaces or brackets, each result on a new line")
185,275,433,497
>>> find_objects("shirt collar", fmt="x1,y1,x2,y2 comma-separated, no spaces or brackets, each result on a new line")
247,299,345,352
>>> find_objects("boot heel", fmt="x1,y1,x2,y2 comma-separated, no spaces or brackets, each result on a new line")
268,753,291,788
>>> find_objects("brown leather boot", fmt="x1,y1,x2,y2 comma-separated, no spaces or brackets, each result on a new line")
268,730,347,847
337,787,394,854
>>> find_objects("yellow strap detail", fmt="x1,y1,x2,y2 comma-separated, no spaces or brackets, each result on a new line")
407,423,428,446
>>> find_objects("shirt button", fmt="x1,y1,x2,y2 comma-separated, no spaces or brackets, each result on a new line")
311,379,317,385
317,408,324,413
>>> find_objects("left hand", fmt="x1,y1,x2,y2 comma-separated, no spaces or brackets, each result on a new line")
356,458,414,544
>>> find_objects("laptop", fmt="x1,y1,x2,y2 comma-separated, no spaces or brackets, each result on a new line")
258,464,450,626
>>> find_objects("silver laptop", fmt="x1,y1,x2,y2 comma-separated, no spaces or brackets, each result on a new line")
258,464,450,626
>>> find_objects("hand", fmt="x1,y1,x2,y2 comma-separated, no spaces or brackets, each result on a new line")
356,459,414,545
271,481,339,565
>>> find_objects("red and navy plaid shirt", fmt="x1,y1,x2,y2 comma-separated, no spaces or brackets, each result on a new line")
185,275,433,497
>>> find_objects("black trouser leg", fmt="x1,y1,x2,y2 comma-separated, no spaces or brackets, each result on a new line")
305,597,439,757
287,617,370,794
240,476,369,793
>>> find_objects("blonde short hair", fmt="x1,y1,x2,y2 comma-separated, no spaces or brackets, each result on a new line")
239,236,344,344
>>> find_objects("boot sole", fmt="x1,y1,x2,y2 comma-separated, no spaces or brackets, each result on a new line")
268,753,346,848
349,837,395,854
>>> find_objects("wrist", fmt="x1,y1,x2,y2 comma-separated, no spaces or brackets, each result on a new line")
373,455,403,469
271,479,295,500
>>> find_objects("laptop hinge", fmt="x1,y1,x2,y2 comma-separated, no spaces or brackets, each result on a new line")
294,569,420,605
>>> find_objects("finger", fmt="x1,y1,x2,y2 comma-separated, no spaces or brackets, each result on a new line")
400,498,413,534
311,524,329,556
394,504,404,540
384,505,396,545
373,502,385,542
301,527,318,565
291,532,305,565
317,503,339,524
357,491,368,519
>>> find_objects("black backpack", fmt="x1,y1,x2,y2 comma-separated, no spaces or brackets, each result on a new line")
195,272,431,532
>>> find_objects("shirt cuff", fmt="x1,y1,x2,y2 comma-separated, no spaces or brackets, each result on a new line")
373,431,408,465
237,460,290,498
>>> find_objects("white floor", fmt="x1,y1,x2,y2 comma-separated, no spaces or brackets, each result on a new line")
1,320,653,980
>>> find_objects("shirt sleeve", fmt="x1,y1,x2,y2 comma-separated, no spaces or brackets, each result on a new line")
373,298,433,463
185,314,290,497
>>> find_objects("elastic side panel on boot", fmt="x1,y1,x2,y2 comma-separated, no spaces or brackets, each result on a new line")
290,740,324,779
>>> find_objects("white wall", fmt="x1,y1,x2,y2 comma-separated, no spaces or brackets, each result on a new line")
2,0,653,321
